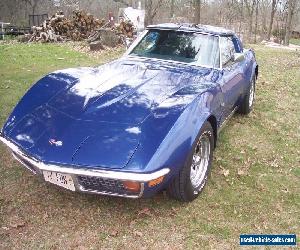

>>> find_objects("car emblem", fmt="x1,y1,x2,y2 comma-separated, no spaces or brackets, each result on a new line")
49,139,63,147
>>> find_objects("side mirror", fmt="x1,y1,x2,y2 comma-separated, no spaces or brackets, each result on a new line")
233,53,245,62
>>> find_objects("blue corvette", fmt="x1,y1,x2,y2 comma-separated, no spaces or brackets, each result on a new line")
0,24,258,201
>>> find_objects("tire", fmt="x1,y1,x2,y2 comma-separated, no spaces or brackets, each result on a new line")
167,121,214,202
238,77,255,115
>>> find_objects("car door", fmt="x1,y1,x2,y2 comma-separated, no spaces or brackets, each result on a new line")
219,36,246,123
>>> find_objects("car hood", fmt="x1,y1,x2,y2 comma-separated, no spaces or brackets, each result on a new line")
8,108,141,169
5,57,217,169
47,57,212,124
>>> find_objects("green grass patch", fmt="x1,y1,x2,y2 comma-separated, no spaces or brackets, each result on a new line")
290,38,300,46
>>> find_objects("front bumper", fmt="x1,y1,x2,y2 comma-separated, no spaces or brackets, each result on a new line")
0,135,170,198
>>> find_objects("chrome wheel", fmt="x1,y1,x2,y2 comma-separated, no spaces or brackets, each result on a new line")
190,134,211,189
167,121,214,201
249,79,255,108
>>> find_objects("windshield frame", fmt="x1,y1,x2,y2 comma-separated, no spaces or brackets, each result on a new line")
124,29,222,70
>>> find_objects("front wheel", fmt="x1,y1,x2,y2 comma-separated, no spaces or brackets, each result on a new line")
167,121,214,202
238,77,255,115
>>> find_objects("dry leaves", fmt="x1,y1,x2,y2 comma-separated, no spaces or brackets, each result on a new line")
219,166,230,177
8,216,26,229
109,230,118,237
133,230,143,237
237,168,248,176
137,207,152,217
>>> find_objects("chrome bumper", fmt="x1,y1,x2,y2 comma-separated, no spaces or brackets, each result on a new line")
0,135,170,198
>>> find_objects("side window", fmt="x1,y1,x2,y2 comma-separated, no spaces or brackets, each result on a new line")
220,36,236,68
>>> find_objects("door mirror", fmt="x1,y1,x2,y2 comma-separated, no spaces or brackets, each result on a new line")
233,53,245,62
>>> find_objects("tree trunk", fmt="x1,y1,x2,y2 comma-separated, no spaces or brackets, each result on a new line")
254,0,259,43
238,0,244,37
144,0,153,26
24,1,28,20
284,0,294,45
249,16,253,42
245,0,256,43
267,0,277,40
30,0,38,16
145,0,162,26
262,6,267,38
194,0,201,24
170,0,175,18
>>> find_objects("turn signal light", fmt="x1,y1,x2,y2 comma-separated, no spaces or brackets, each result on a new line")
122,181,141,193
148,176,164,187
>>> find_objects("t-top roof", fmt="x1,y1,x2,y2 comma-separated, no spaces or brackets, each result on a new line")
146,23,235,36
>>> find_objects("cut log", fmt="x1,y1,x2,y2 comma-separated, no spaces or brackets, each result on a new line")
90,41,105,51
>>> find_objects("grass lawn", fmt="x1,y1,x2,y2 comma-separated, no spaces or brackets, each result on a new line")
0,42,299,249
290,38,300,46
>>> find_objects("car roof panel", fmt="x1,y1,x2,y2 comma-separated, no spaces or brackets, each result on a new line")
146,23,235,36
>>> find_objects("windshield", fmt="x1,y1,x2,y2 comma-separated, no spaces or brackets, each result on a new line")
130,30,220,68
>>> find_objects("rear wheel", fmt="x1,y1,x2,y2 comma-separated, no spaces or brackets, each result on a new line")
238,77,255,115
167,121,214,202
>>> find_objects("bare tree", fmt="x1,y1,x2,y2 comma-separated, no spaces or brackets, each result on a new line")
254,0,259,43
22,0,42,15
244,0,256,42
194,0,201,24
267,0,277,40
284,0,297,45
239,0,244,36
0,0,24,23
260,0,269,38
145,0,163,26
170,0,175,18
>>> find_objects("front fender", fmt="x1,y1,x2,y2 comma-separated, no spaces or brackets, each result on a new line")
1,72,77,136
1,67,96,136
125,91,215,181
246,49,258,82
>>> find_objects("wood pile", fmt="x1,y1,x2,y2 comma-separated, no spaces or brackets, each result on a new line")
25,10,106,43
115,20,134,38
87,20,134,50
20,10,136,50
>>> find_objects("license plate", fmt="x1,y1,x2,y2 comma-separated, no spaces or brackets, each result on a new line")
43,171,75,191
